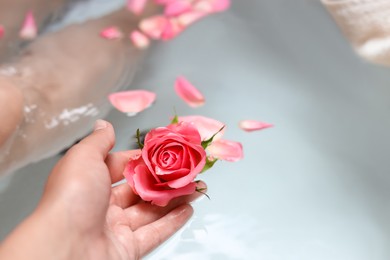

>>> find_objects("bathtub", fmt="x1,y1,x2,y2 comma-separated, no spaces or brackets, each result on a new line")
1,0,390,259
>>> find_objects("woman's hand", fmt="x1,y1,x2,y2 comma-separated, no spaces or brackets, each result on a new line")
0,120,205,260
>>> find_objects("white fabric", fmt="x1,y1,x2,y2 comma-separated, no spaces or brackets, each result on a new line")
322,0,390,66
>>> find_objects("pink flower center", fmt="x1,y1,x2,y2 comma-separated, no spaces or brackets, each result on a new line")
161,150,177,166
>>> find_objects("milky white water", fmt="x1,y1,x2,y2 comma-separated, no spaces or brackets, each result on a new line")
2,1,390,259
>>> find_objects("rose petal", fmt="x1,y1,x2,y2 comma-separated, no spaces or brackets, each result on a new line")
19,11,37,40
167,121,203,144
139,15,169,39
142,122,206,188
128,149,143,160
209,0,231,12
177,10,208,27
127,0,148,15
100,26,123,40
174,76,205,107
123,149,143,188
239,120,273,132
133,165,197,206
164,152,205,189
178,115,225,140
154,0,176,5
124,150,161,186
108,90,156,115
152,142,184,170
164,0,192,16
155,165,190,179
193,0,214,13
130,30,150,49
143,123,205,178
207,139,243,162
145,122,202,148
161,18,184,40
0,25,4,39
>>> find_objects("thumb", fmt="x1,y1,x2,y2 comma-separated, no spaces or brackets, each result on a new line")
76,119,116,160
40,120,115,207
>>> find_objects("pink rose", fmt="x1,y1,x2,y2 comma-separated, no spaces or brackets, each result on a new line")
123,121,206,206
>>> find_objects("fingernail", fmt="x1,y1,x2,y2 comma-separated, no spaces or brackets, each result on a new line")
196,181,207,191
94,119,108,131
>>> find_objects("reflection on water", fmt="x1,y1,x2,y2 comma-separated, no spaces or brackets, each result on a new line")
147,213,260,260
0,66,17,76
44,103,99,129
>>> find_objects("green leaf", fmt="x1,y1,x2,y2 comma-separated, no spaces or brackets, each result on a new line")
171,114,179,124
201,157,218,173
136,128,144,149
171,107,179,124
201,125,225,149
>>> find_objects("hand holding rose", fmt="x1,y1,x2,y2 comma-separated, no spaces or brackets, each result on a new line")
0,120,205,260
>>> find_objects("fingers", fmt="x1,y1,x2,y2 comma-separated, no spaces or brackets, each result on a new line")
45,120,115,188
106,150,141,184
110,182,140,208
134,204,194,257
74,120,115,161
42,120,115,212
124,181,206,230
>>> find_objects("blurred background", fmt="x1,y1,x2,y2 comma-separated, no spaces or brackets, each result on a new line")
1,0,390,259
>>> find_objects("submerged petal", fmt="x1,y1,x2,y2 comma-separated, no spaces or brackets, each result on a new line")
127,0,148,15
0,25,4,39
165,0,192,16
193,0,214,13
207,139,243,162
100,26,123,40
161,18,183,40
140,15,169,39
177,11,208,27
130,30,150,49
174,76,205,107
209,0,231,12
108,90,156,115
178,115,225,141
19,11,37,40
154,0,176,5
239,120,273,132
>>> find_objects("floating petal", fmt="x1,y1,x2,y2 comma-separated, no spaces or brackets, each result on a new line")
161,18,183,40
177,11,208,27
154,0,176,5
100,26,123,40
239,120,273,132
178,115,225,140
139,15,169,39
209,0,231,12
127,0,148,15
165,0,192,16
174,76,205,107
0,25,4,39
130,30,150,49
193,0,214,13
19,11,37,40
207,139,243,162
108,90,156,115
